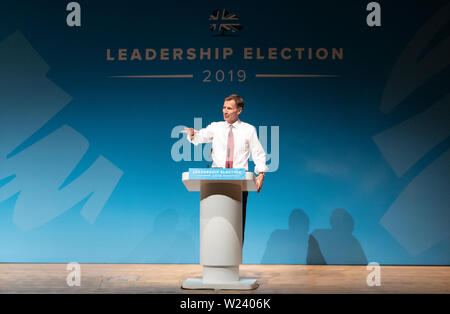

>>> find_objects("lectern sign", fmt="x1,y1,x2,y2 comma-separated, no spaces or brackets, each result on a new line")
189,168,245,180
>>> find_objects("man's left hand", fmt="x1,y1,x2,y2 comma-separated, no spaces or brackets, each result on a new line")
256,173,265,193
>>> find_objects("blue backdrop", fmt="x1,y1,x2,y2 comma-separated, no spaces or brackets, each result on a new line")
0,0,449,265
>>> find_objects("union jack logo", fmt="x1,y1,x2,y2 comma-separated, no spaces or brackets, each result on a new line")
209,9,243,36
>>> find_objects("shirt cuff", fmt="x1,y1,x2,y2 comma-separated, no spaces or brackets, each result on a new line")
255,164,269,175
186,133,197,145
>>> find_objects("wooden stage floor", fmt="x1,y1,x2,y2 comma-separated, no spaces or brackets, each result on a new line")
0,264,449,294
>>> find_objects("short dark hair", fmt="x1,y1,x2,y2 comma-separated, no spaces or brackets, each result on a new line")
225,94,244,109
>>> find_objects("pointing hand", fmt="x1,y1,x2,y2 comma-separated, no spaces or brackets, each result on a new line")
181,128,197,139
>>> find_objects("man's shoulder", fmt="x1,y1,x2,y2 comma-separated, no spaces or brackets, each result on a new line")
207,121,224,128
238,120,257,132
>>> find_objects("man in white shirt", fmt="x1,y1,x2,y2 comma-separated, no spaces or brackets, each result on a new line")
182,94,268,244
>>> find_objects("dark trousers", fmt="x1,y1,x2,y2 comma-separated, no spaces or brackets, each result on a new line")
242,191,248,245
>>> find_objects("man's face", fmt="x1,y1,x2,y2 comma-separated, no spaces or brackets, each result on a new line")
223,99,242,124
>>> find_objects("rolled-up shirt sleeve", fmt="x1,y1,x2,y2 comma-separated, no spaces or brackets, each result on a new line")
187,122,215,145
249,126,269,174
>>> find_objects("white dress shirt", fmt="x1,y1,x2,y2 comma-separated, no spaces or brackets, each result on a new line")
188,119,268,174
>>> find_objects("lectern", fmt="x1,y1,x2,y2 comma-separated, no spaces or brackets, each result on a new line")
181,168,259,290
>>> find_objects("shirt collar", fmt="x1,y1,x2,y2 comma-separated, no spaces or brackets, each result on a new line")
227,119,241,128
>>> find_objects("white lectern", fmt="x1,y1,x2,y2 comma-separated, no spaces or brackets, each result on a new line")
181,170,259,290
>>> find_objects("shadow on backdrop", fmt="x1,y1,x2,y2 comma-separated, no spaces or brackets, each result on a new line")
126,208,196,263
307,208,368,265
261,209,310,264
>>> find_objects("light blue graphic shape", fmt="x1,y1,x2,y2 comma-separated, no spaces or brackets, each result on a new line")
380,149,450,255
0,31,71,156
375,2,450,256
0,31,123,231
373,95,450,177
380,2,450,114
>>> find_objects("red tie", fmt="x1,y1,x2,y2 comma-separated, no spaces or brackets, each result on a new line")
226,125,234,168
